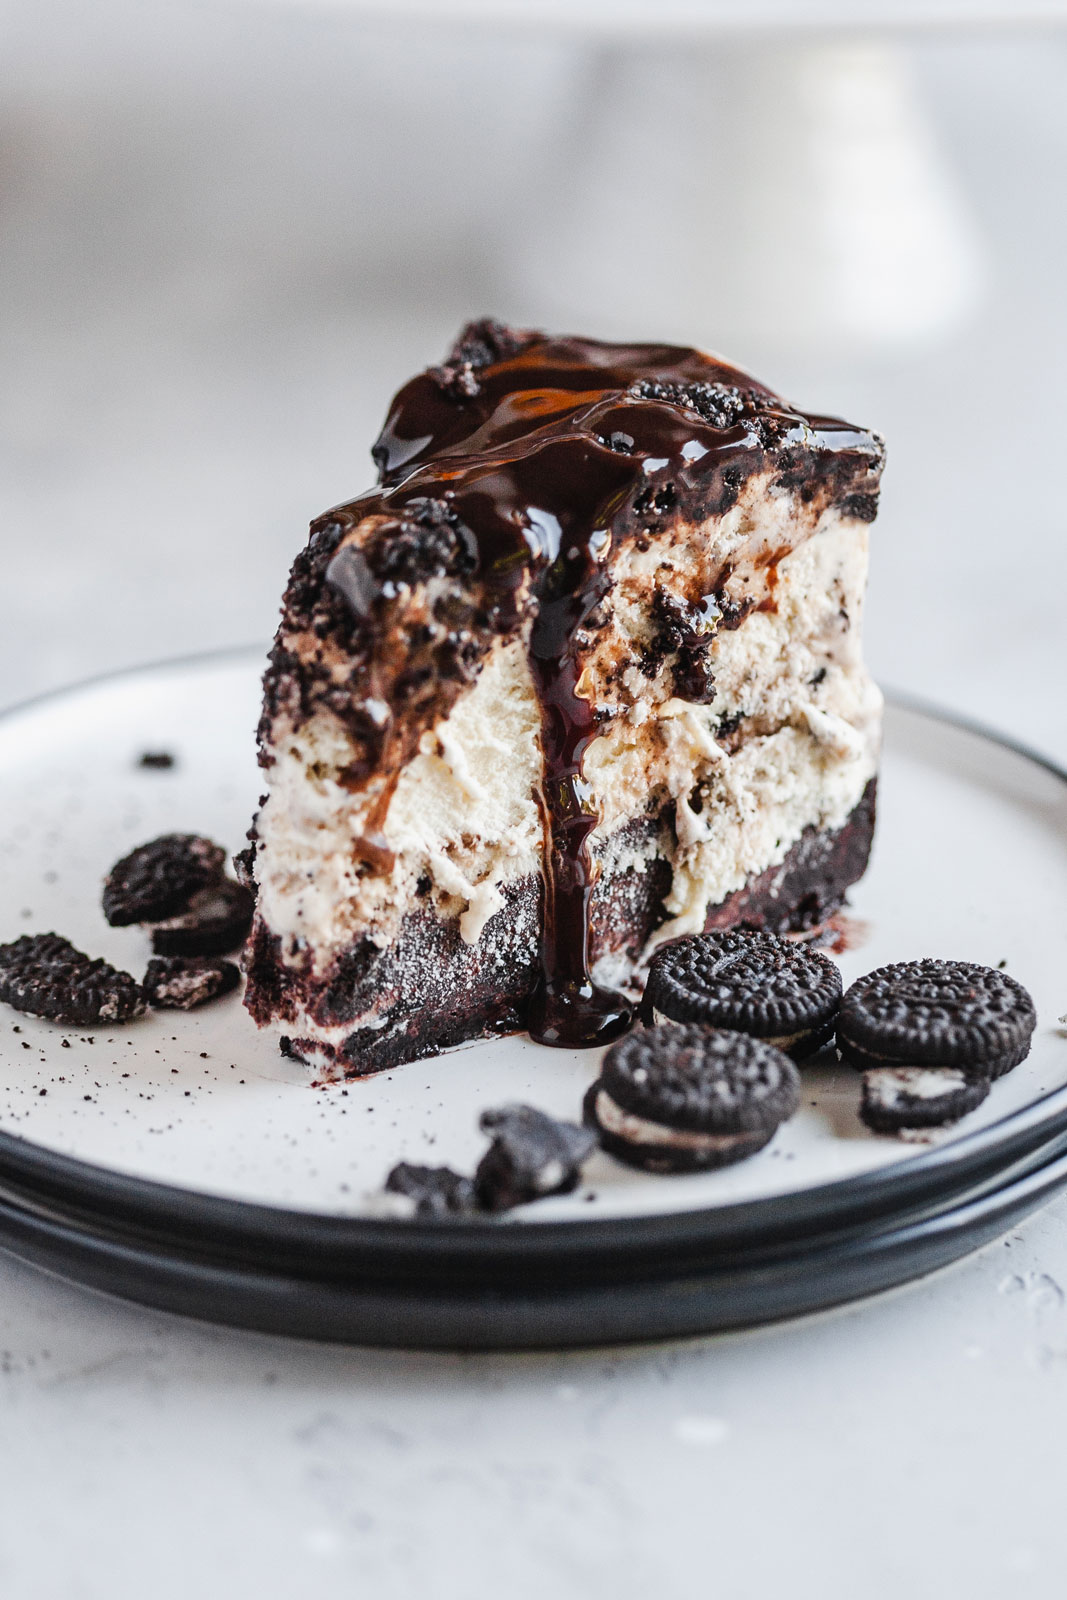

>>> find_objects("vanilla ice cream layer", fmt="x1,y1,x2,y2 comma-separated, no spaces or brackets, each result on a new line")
254,498,878,977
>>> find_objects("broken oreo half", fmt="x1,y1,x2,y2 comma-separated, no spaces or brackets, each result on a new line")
103,834,227,927
585,1022,800,1174
384,1162,477,1219
859,1065,990,1135
143,955,241,1011
838,959,1036,1081
0,933,145,1026
149,878,255,957
645,930,842,1058
474,1104,597,1212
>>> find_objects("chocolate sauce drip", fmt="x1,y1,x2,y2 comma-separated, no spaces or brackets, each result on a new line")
321,328,882,1048
525,526,633,1047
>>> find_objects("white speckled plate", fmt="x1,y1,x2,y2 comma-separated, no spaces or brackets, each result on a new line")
0,649,1064,1234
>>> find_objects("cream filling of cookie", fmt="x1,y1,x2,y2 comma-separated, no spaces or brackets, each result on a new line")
863,1066,971,1106
254,496,878,978
593,1087,754,1153
651,1008,811,1048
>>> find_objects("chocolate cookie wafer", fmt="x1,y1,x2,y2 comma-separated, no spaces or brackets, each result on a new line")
0,933,145,1026
645,931,842,1058
143,955,241,1011
859,1065,990,1135
149,879,254,957
585,1022,800,1174
838,959,1036,1081
103,834,226,927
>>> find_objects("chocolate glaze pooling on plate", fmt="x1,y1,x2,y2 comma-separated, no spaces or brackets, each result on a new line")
267,321,883,1048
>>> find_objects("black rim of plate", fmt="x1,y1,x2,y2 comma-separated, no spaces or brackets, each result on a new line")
0,649,1064,1301
1,1121,1066,1350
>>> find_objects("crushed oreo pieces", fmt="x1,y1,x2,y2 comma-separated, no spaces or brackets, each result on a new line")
150,878,255,957
143,955,241,1011
370,497,478,587
630,377,748,432
0,933,145,1026
475,1104,597,1212
429,317,532,401
232,842,257,894
384,1162,477,1219
380,1103,597,1219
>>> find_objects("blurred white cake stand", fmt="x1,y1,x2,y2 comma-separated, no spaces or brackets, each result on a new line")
221,0,1043,356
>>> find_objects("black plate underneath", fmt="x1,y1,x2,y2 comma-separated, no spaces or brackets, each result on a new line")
2,1129,1066,1350
0,1074,1066,1299
0,669,1065,1346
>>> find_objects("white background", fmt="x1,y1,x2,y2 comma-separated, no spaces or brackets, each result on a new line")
1,3,1066,1596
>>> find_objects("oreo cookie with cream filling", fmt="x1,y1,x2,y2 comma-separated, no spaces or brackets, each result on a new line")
149,878,255,957
143,955,241,1010
859,1065,990,1135
103,834,227,926
584,1022,800,1174
838,959,1036,1080
644,930,842,1058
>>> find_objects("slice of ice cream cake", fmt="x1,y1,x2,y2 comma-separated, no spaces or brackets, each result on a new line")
244,322,883,1075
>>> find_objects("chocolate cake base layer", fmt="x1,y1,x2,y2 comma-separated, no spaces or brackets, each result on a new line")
245,779,876,1078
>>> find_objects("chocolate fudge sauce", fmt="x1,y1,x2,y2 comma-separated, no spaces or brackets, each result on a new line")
325,323,877,1047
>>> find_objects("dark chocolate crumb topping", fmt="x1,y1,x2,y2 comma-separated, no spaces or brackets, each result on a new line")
629,377,748,431
369,498,478,587
428,317,536,403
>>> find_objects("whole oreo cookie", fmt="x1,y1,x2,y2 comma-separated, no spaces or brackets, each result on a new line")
150,879,255,957
860,1065,990,1135
0,933,145,1025
103,834,226,926
645,931,842,1058
585,1022,800,1174
838,959,1036,1079
143,955,240,1010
